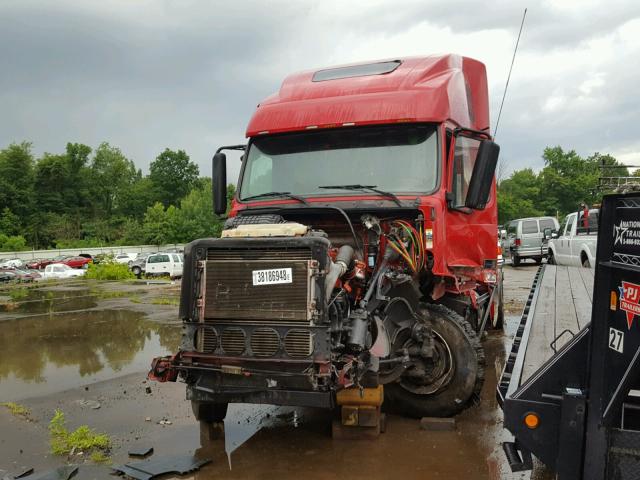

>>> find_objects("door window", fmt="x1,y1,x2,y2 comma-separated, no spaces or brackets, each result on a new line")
539,218,556,231
522,220,538,234
565,215,575,236
451,136,481,207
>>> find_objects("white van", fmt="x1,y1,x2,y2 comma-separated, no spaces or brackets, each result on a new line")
145,253,183,279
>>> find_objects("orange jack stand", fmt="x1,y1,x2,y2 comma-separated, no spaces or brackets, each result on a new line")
332,385,386,439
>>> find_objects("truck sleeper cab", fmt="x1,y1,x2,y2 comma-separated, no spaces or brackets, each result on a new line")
149,55,502,432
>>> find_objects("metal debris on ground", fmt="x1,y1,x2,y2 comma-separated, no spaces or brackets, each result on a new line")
112,455,211,480
128,445,154,458
20,466,78,480
157,419,171,425
224,404,280,470
76,399,101,410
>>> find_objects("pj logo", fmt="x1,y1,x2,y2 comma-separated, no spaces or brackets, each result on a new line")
619,281,640,330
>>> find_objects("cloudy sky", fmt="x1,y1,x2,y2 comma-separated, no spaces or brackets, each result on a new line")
2,0,639,182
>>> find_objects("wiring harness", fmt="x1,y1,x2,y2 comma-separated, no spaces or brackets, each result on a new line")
385,219,426,274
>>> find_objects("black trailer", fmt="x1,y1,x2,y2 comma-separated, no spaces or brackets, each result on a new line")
499,193,640,479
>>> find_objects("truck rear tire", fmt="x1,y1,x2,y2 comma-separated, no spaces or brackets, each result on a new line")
512,255,521,267
384,304,484,418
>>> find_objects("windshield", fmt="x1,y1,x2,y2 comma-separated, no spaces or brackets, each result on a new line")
239,124,439,200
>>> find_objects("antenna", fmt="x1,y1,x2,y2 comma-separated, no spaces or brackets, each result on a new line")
494,8,527,139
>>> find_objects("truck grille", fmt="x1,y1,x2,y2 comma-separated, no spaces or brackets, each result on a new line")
250,328,280,357
203,248,315,323
284,330,314,358
221,328,246,355
200,325,219,353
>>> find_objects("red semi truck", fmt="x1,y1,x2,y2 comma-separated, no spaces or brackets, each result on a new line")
150,54,502,433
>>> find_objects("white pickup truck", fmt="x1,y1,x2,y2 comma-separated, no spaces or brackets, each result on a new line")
548,209,598,268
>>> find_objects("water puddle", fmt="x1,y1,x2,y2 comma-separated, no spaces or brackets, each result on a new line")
0,287,97,315
224,404,280,469
0,309,181,401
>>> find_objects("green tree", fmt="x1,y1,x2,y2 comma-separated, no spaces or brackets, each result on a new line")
0,142,35,220
90,143,137,217
149,148,199,207
142,203,170,245
167,179,224,242
0,208,20,236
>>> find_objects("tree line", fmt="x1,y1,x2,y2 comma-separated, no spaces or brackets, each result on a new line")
0,142,232,251
498,146,630,225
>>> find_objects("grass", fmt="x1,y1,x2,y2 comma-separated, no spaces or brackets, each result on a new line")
90,451,112,464
1,402,30,417
8,288,29,301
89,288,128,299
150,297,179,306
49,409,110,460
85,262,135,281
129,295,142,304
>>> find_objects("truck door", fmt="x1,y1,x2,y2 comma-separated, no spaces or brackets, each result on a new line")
146,254,158,274
557,213,575,264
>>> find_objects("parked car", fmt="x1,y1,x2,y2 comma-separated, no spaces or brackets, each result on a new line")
548,209,599,268
114,253,138,265
25,258,51,270
0,268,39,282
144,253,183,279
130,253,154,276
42,263,86,279
502,216,560,266
0,258,23,268
0,270,17,283
61,256,92,269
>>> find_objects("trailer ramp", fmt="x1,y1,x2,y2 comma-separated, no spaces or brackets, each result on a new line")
499,193,640,480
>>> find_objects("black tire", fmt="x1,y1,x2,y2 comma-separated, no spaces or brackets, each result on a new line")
547,251,555,265
582,257,590,268
512,255,521,267
534,257,542,265
132,266,141,276
384,304,485,418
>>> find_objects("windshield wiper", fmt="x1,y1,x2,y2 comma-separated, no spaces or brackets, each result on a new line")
241,191,310,206
318,184,403,207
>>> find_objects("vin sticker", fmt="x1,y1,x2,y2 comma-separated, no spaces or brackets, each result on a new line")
609,327,624,354
252,268,292,286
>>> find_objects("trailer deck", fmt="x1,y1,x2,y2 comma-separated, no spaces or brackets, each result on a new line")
499,264,595,402
521,265,594,384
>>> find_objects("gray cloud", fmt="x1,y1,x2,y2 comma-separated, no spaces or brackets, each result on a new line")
1,0,639,185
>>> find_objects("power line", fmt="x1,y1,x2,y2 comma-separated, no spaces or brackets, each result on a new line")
494,8,527,139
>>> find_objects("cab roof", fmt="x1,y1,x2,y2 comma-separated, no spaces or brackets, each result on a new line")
246,54,490,137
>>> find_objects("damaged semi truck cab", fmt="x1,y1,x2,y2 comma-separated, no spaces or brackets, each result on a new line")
150,55,501,426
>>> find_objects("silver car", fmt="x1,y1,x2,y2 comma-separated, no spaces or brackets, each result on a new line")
501,216,559,266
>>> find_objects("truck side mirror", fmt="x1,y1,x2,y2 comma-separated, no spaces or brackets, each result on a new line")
543,227,552,240
213,152,227,215
465,139,500,210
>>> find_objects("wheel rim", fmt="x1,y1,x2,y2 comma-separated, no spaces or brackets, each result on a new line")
398,330,455,395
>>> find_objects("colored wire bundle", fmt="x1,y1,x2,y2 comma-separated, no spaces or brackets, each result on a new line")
385,220,426,273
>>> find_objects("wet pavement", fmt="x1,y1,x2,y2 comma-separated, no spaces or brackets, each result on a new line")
0,266,542,479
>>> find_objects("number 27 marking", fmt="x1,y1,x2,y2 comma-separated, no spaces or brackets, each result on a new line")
609,327,624,353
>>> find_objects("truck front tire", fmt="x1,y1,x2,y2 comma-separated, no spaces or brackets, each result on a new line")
384,304,484,418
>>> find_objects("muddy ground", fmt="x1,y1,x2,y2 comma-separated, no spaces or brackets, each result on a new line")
0,263,542,479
